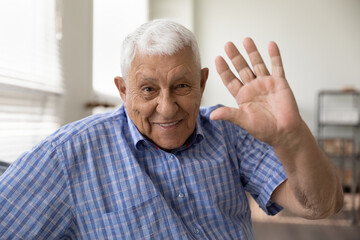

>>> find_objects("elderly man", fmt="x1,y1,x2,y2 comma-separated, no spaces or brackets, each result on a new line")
0,19,343,239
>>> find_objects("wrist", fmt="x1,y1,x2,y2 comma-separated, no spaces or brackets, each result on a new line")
272,119,307,151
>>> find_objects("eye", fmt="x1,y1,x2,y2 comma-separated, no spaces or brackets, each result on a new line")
176,83,189,89
174,83,191,95
140,85,158,100
142,86,154,92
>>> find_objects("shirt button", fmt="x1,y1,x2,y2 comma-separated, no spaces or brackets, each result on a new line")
178,192,185,198
168,155,174,159
193,228,200,235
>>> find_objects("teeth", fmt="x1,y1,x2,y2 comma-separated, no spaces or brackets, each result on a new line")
159,121,179,127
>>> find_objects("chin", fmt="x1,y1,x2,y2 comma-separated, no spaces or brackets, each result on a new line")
157,140,184,151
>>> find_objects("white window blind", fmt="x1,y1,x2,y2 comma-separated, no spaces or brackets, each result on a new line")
0,0,63,163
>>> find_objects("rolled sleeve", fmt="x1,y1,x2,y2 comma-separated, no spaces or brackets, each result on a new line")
237,131,287,216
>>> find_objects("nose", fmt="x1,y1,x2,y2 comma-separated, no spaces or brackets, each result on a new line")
156,90,179,119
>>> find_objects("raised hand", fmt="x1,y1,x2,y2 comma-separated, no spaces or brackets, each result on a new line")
210,38,302,147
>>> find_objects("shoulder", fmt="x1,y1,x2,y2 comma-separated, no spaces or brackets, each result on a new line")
198,105,245,138
18,106,128,165
199,104,222,117
48,106,127,147
198,105,270,150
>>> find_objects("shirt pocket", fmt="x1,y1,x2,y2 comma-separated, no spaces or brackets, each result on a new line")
95,192,169,239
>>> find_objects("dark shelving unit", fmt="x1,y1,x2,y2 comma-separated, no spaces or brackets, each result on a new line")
317,90,360,224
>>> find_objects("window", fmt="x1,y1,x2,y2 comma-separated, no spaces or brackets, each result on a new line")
0,0,149,162
0,0,63,163
92,0,148,103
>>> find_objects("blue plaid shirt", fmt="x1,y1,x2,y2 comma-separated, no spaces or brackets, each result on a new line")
0,105,286,239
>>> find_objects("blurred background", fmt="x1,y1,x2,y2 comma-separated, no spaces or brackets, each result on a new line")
0,0,359,239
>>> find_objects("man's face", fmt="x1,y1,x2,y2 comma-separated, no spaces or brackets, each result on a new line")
115,47,208,151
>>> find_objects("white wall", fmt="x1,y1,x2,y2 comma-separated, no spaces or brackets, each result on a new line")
149,0,194,31
62,0,93,124
193,0,360,132
63,0,360,132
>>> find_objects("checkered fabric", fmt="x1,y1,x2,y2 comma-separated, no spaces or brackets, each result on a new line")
0,105,286,239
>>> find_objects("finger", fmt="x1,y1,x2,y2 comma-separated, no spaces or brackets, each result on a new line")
215,56,243,97
243,37,270,77
210,106,249,128
268,41,285,78
224,42,255,84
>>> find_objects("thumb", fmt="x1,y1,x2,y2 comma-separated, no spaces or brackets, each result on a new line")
210,106,248,127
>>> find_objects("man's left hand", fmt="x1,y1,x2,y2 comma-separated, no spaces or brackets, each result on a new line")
210,38,302,147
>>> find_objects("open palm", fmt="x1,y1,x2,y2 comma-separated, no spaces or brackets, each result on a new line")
210,38,302,146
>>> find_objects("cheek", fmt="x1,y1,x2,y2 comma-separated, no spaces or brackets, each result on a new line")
126,94,157,127
181,95,201,120
133,99,156,117
126,90,153,114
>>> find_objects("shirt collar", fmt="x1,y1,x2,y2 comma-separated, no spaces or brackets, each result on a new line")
123,106,147,149
123,105,204,152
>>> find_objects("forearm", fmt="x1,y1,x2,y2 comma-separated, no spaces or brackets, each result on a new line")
273,120,344,219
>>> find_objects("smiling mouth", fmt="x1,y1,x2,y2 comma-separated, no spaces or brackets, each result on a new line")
157,120,181,128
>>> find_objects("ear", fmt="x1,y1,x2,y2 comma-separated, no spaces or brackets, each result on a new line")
200,68,209,94
114,76,127,103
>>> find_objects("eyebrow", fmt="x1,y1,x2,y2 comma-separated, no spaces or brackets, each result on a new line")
141,75,189,83
173,75,187,81
143,77,157,82
137,76,158,84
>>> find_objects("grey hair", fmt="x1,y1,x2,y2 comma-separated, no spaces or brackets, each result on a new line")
120,19,201,79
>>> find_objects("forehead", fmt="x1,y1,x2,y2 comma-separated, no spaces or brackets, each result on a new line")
129,47,198,76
